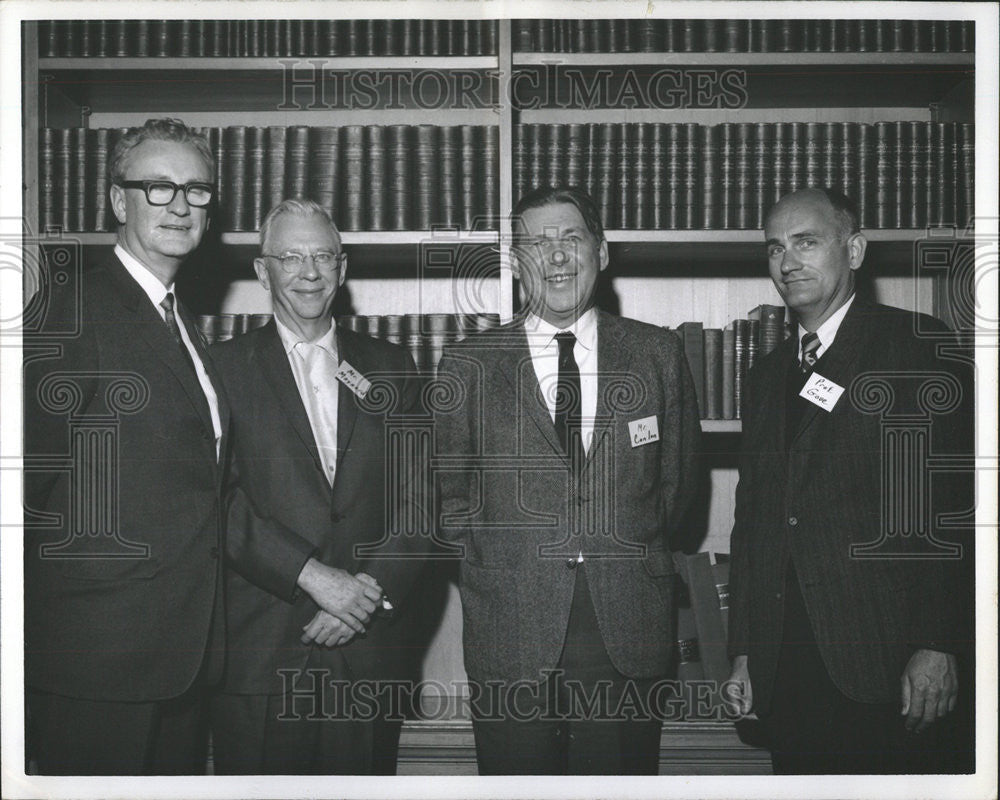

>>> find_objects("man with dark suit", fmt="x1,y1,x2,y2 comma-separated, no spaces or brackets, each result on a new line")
434,186,701,774
208,199,428,774
725,187,974,773
23,118,227,774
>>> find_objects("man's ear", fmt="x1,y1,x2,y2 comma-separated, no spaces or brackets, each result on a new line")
509,247,522,281
847,232,867,272
253,258,270,291
110,184,126,225
598,238,609,272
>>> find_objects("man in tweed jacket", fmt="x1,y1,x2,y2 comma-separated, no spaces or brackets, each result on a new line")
434,186,701,774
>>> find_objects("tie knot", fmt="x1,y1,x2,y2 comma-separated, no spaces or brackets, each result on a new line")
555,331,576,358
800,331,820,371
160,292,175,313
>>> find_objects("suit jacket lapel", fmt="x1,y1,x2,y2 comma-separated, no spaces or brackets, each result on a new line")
335,328,359,467
789,298,870,445
105,257,215,437
587,311,633,470
255,322,327,478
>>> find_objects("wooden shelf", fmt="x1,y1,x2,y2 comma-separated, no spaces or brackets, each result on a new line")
514,51,974,66
44,230,500,246
701,420,741,433
39,56,499,70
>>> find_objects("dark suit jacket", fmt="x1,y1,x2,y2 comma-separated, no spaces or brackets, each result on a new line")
728,299,974,713
23,256,229,702
434,310,701,683
211,321,428,695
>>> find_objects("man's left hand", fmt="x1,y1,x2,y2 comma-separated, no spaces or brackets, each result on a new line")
901,649,958,733
301,610,355,647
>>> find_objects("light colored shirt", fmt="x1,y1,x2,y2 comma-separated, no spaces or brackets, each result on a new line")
115,244,222,459
523,307,599,455
275,317,340,487
798,294,856,363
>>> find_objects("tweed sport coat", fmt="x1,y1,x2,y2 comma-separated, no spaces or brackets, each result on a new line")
728,298,974,713
211,321,430,694
434,310,701,683
23,256,229,702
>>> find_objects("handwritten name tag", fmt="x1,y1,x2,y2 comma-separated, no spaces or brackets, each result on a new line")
799,372,845,412
628,415,660,447
334,360,372,399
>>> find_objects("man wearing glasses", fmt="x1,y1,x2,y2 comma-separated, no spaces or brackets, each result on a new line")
24,118,228,773
208,199,428,773
434,186,701,773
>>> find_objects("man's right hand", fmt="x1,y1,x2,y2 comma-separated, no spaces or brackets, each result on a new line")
724,654,756,718
296,558,383,633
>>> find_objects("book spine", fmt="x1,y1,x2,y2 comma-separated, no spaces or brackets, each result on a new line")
264,126,287,217
413,125,438,230
873,122,893,229
892,121,911,229
68,127,87,232
722,327,736,420
308,126,339,226
649,123,667,230
222,126,248,231
482,126,499,229
459,125,479,231
544,123,565,190
39,128,57,232
89,128,110,232
53,128,71,232
686,552,731,686
438,126,460,228
734,122,753,229
615,123,633,229
681,124,699,229
365,125,387,231
703,329,723,420
387,125,412,231
733,318,748,419
285,125,310,205
908,121,928,229
957,123,974,227
751,123,771,230
595,123,617,229
340,125,364,231
512,124,527,206
632,123,652,229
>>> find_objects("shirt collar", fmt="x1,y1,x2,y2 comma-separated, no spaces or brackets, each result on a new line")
115,244,174,307
799,294,856,352
524,307,598,354
275,315,338,358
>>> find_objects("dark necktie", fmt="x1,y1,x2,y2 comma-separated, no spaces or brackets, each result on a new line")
555,331,582,460
160,292,202,381
800,331,820,373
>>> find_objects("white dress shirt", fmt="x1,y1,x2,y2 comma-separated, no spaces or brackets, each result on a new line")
523,307,599,455
115,244,222,458
275,317,340,487
798,293,856,363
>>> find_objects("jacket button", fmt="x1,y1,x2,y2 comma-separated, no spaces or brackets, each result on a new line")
566,558,578,570
788,516,798,526
775,592,782,600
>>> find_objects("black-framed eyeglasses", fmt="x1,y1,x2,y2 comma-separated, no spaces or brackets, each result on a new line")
118,180,215,208
262,251,347,273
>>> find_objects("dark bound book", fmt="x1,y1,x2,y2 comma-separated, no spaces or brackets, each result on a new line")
770,122,787,211
526,123,545,199
856,124,873,227
438,126,461,228
749,304,785,358
595,123,618,229
746,319,760,372
459,125,479,230
413,125,438,230
686,552,731,687
908,121,928,229
786,122,804,194
699,125,718,229
512,124,528,205
309,126,339,225
649,123,668,230
734,122,753,229
681,123,699,229
929,122,955,227
88,128,110,232
264,126,287,216
285,125,310,203
387,125,412,231
873,122,893,228
803,121,821,188
631,123,651,229
39,128,57,233
565,123,585,190
751,123,771,230
703,328,723,420
957,123,974,227
732,318,748,419
544,123,566,192
340,126,365,231
717,123,736,229
403,314,425,374
222,126,248,231
67,127,87,232
722,327,736,420
891,121,912,229
51,128,70,231
365,125,388,231
482,126,500,229
677,321,705,418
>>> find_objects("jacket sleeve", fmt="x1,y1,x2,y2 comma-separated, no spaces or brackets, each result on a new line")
432,348,478,548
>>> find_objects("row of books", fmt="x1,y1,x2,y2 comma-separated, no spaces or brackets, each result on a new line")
39,125,501,234
513,121,975,231
674,305,791,420
196,312,503,376
37,19,499,58
673,551,733,719
513,18,974,54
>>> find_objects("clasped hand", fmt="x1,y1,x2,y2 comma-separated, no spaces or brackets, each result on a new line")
296,558,383,647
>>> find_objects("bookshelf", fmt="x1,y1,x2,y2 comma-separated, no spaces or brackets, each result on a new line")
22,15,975,774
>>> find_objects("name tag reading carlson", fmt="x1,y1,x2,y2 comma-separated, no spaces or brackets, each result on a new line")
799,372,845,411
334,360,372,399
628,415,660,447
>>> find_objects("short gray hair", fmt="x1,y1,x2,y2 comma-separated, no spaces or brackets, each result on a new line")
109,118,214,185
259,199,340,253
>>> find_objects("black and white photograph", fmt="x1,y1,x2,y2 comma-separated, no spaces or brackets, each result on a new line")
0,1,996,798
